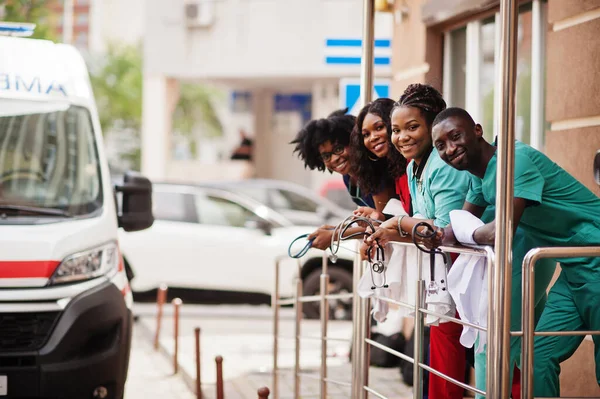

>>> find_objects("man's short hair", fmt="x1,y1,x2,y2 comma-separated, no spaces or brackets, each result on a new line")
432,107,476,129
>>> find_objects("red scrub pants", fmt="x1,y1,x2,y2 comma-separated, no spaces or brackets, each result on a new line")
428,312,466,399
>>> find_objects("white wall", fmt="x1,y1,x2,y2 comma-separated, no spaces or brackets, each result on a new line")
144,0,392,82
89,0,145,53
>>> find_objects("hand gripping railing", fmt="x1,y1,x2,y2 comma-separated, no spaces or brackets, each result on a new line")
352,241,495,399
272,248,356,399
520,246,600,399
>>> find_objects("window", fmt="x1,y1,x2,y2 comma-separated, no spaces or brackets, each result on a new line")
153,191,196,223
271,189,319,213
443,1,547,149
195,194,255,227
0,102,102,217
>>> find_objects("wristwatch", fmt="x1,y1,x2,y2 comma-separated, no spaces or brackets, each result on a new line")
397,215,409,237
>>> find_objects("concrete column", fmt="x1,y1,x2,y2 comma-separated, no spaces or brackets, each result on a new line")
252,89,274,179
141,75,179,180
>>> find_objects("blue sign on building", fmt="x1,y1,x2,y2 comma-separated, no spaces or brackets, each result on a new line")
325,38,391,66
339,78,390,115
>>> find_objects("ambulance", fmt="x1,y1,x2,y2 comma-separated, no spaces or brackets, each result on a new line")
0,23,153,398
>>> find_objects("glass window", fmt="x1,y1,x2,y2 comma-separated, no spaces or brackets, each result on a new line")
447,26,467,109
480,17,496,143
195,194,255,227
444,2,546,147
271,189,319,213
153,192,195,223
0,101,102,217
515,7,533,144
234,187,269,205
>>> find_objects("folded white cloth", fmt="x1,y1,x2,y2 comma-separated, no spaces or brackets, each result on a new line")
357,205,455,325
449,209,484,245
447,210,489,353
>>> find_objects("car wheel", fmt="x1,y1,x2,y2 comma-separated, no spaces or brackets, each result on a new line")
302,266,353,320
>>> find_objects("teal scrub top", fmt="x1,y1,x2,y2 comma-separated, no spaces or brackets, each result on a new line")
407,149,471,228
466,141,600,282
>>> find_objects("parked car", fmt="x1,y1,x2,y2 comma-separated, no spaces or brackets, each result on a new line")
318,178,359,211
203,178,353,226
119,183,358,319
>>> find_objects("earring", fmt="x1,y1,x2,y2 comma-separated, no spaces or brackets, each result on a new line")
368,155,379,162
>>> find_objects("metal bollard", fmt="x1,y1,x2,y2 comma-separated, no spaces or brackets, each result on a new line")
172,297,182,374
257,387,270,399
195,327,202,399
215,356,224,399
154,284,168,349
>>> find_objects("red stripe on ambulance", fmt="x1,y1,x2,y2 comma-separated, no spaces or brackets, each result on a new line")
0,260,60,278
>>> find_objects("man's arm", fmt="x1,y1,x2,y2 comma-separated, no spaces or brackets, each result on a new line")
472,197,529,245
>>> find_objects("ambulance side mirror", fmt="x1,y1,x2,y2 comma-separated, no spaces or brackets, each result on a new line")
594,150,600,186
115,171,154,232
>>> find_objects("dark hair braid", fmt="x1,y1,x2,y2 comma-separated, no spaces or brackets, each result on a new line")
393,83,447,126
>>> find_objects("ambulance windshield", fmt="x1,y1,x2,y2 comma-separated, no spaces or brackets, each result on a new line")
0,99,103,218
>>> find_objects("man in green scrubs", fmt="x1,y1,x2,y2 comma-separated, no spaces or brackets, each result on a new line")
427,107,600,397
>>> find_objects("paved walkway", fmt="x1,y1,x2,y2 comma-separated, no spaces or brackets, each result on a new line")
133,303,413,399
125,323,195,399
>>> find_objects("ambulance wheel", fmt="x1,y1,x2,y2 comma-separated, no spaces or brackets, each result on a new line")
302,266,353,320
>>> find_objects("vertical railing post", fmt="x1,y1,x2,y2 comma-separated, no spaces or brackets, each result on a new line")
195,327,202,399
521,250,538,399
359,0,375,106
351,241,370,399
489,0,519,398
319,252,329,398
272,258,280,399
412,251,425,399
294,260,302,399
356,0,375,393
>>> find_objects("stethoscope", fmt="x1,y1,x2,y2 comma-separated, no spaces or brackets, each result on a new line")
411,221,451,296
287,216,387,291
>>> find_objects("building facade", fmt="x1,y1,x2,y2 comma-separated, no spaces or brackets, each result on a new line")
141,0,394,190
388,0,599,395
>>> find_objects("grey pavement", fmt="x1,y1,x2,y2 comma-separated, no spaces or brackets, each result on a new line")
125,322,195,399
132,303,413,399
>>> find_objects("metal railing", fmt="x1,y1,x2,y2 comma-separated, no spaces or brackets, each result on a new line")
272,241,497,399
272,242,600,399
353,242,495,399
520,246,600,399
272,252,355,399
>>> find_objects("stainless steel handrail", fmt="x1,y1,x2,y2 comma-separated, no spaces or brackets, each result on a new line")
521,246,600,399
353,241,495,399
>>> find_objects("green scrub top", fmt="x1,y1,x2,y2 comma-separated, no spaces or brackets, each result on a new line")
407,149,472,228
466,141,600,283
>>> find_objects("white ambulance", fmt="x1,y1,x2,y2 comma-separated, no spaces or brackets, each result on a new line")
0,24,153,398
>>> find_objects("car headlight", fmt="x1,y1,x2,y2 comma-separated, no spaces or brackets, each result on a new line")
49,242,119,285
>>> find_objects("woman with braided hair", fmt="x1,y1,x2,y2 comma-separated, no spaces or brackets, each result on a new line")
363,83,472,399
